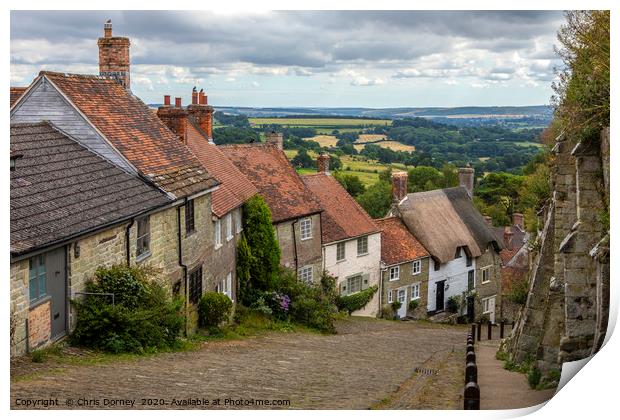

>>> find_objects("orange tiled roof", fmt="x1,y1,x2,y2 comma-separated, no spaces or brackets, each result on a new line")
302,173,380,244
186,123,257,217
220,143,322,223
10,87,27,107
375,216,429,266
41,71,218,198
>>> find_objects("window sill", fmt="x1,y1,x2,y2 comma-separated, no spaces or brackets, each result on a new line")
412,271,421,276
136,251,151,263
185,229,196,238
389,278,400,282
481,281,490,285
357,252,369,257
29,295,51,310
300,237,312,241
336,258,346,264
411,296,420,301
214,244,223,251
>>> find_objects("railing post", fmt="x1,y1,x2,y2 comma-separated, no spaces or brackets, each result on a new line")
500,320,505,339
471,324,476,342
487,320,492,340
477,322,482,341
464,382,480,410
466,351,476,364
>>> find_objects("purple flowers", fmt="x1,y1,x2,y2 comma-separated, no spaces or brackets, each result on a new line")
273,292,290,313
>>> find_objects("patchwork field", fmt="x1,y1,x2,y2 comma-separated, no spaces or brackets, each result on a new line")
353,141,416,153
249,117,392,127
356,134,387,143
305,135,339,148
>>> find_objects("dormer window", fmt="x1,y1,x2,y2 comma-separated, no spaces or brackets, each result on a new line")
10,152,22,172
455,247,462,258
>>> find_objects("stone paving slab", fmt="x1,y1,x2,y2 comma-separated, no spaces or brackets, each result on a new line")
11,318,467,410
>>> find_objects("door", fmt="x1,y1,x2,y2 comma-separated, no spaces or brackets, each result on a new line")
46,247,67,339
435,280,445,311
467,296,475,323
397,288,407,318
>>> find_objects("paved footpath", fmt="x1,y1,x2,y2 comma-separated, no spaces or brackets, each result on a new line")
476,340,557,410
11,318,467,410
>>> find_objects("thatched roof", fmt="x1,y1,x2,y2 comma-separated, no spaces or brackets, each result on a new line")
397,186,502,264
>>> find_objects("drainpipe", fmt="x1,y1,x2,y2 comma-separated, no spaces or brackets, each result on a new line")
176,201,189,335
291,219,299,274
125,218,135,265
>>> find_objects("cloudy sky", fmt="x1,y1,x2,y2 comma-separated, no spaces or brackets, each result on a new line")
11,10,565,108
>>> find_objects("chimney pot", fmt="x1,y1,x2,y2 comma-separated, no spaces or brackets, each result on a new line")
104,20,112,38
98,20,130,90
317,154,330,174
512,212,524,230
199,91,207,105
175,97,182,108
458,167,474,200
163,95,171,106
192,90,198,105
504,226,514,250
391,171,408,203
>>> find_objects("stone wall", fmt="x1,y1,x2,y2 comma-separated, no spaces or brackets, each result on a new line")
10,260,29,356
505,128,610,378
382,257,430,319
275,213,323,279
474,248,502,321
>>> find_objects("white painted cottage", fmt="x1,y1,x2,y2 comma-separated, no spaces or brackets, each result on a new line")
303,155,382,317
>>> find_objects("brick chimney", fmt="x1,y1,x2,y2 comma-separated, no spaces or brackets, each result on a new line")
97,20,131,90
187,88,214,142
512,212,524,230
266,131,284,150
503,226,514,250
157,96,188,143
458,167,474,199
317,154,330,174
391,171,408,203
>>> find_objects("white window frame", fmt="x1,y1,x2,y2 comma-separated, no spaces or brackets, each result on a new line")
225,213,233,241
136,216,151,260
387,289,393,303
412,259,421,275
481,265,492,284
219,272,233,301
411,282,421,300
357,236,369,256
298,265,313,283
336,242,346,262
389,266,400,281
236,208,243,233
300,217,312,241
346,274,363,295
482,296,495,314
214,218,222,249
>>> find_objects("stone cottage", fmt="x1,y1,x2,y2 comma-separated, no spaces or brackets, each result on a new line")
10,22,228,353
221,137,324,282
302,155,381,316
375,216,430,319
156,91,258,302
389,169,503,322
10,121,171,355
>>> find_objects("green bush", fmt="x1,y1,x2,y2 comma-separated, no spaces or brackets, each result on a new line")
447,296,461,314
527,367,542,389
336,285,378,315
381,304,395,320
408,299,419,312
391,300,402,313
507,278,529,306
71,266,184,353
197,292,233,329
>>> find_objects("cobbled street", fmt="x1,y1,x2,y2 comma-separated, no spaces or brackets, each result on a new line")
11,318,466,409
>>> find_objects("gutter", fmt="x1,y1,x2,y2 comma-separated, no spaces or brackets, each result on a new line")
125,218,135,265
291,219,299,273
176,200,189,336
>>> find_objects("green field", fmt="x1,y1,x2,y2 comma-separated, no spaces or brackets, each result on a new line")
249,117,392,127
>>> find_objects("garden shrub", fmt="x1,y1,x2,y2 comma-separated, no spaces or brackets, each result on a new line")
447,296,461,314
507,278,529,305
71,265,184,353
381,304,395,320
408,299,419,312
336,285,378,315
197,292,233,329
391,301,402,313
527,366,542,389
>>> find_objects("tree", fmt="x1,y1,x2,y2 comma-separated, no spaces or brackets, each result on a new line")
407,166,443,192
334,172,365,197
357,181,392,218
291,149,315,169
236,233,252,305
475,172,524,216
241,196,281,298
553,11,609,145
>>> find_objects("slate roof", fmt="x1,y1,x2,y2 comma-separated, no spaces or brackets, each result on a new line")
375,217,429,266
185,123,257,217
10,87,27,107
302,173,380,244
398,187,502,264
41,71,218,198
10,122,171,257
220,143,323,223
